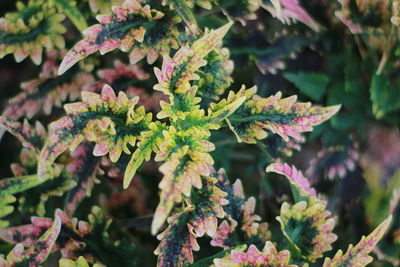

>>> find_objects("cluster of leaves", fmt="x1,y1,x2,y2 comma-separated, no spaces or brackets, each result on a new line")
0,0,399,266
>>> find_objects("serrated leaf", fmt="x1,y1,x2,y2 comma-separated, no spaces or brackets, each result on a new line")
226,87,340,143
2,49,94,121
153,22,232,120
323,216,392,267
151,147,214,234
213,242,296,267
58,0,164,74
123,121,167,189
52,0,88,31
284,72,329,101
64,143,101,217
277,201,337,262
4,215,61,266
155,206,200,267
0,0,66,64
0,117,46,152
38,84,151,180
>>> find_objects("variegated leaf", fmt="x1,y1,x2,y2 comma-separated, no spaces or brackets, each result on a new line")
266,163,317,202
323,216,392,267
152,143,214,234
3,215,61,266
38,84,151,179
0,117,46,152
124,121,167,188
0,0,66,65
154,206,200,267
277,201,337,262
64,143,101,217
212,241,296,267
58,0,164,74
153,22,233,120
225,86,340,143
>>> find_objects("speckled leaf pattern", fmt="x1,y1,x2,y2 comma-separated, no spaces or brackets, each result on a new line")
2,215,61,267
0,117,46,152
154,206,200,267
154,169,229,266
0,0,66,65
0,208,116,263
58,0,164,74
186,174,228,237
211,170,271,250
151,135,214,234
323,216,392,267
38,84,151,179
64,143,101,217
225,86,340,143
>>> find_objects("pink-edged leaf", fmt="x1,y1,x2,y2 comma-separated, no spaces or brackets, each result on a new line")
151,147,214,234
3,49,95,122
58,0,164,74
4,215,61,266
266,163,317,201
154,206,200,267
38,84,151,180
64,143,101,217
226,87,340,143
261,0,320,31
277,201,337,262
0,1,66,65
153,22,232,120
213,241,296,267
323,216,392,267
186,174,228,237
0,117,46,152
211,169,271,249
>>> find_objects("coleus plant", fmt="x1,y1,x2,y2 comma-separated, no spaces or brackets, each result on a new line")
0,0,397,266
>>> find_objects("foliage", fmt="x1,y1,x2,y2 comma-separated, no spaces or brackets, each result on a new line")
0,0,399,266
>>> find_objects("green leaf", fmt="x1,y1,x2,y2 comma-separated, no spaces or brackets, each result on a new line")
370,74,400,119
52,0,88,32
284,72,329,101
